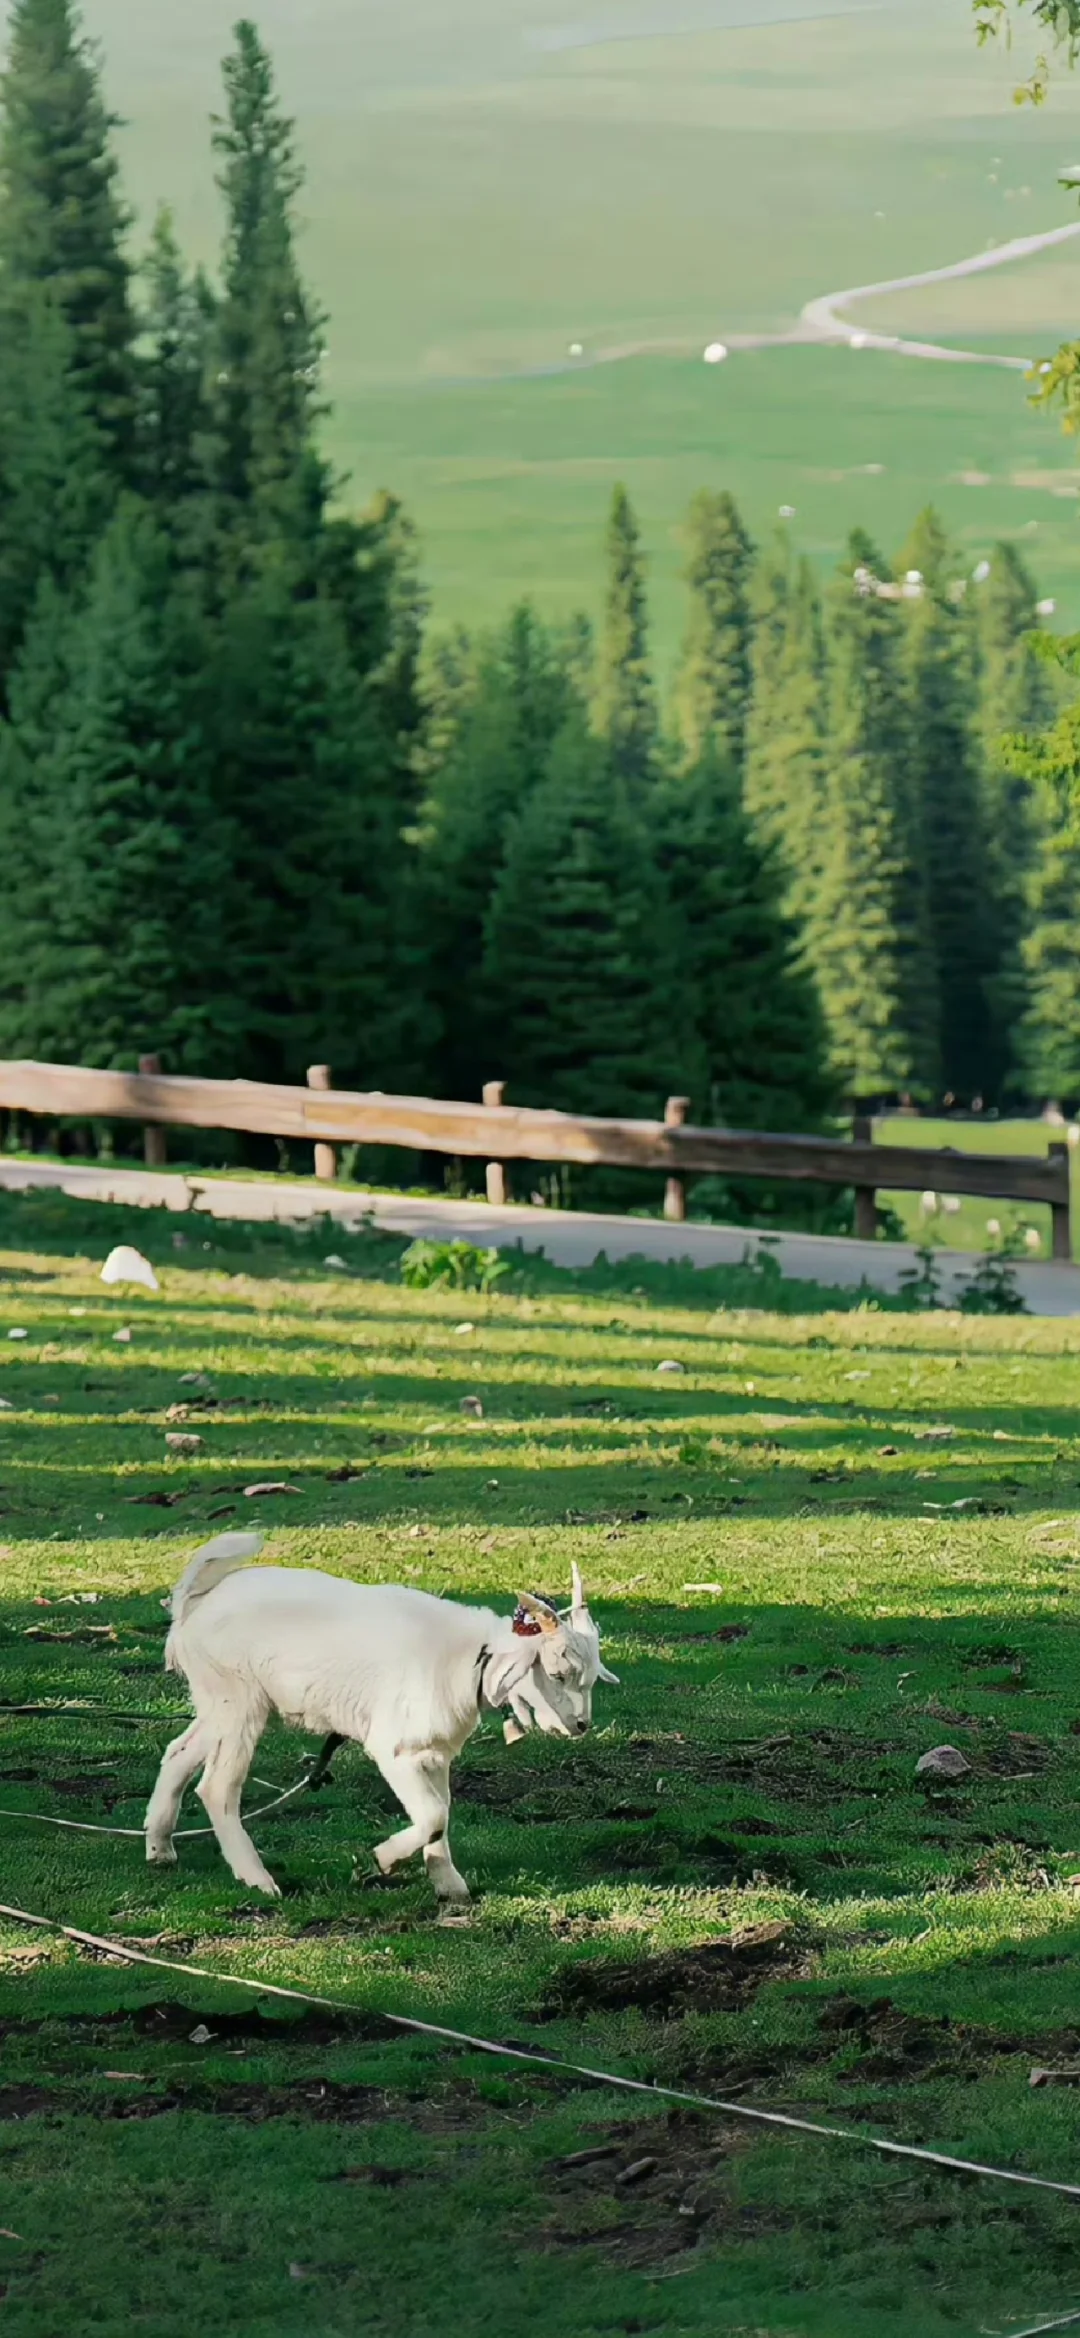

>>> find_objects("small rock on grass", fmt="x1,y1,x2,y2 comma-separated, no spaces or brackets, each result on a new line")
656,1359,685,1374
916,1745,971,1780
243,1480,302,1497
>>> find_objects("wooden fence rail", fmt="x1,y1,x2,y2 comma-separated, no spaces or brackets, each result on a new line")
0,1057,1071,1260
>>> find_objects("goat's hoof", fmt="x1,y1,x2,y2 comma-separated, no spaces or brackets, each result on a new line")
146,1841,178,1866
233,1868,281,1898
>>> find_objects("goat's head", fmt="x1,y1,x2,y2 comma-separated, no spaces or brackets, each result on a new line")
496,1565,619,1739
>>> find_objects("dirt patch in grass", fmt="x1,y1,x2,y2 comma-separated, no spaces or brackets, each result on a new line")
536,2106,787,2269
1,1998,386,2047
538,1923,807,2020
0,2072,518,2127
819,1992,1080,2081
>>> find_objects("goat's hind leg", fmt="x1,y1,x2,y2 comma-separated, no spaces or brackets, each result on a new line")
196,1702,279,1897
145,1719,208,1865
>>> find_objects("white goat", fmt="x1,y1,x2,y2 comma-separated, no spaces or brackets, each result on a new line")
144,1533,618,1903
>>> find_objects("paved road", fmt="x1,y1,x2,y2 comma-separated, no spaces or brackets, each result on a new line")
2,1158,1076,1316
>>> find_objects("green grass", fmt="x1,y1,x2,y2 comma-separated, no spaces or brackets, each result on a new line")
39,0,1080,662
874,1113,1080,1259
2,1194,1080,2335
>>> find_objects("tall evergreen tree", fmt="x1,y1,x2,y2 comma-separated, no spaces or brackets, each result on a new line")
998,660,1080,1104
0,287,111,681
482,711,688,1123
208,569,416,1090
420,607,581,1097
208,18,325,553
899,509,993,1099
1017,815,1080,1105
0,501,231,1067
974,541,1055,1088
675,489,754,771
656,747,835,1133
744,535,825,927
0,0,135,465
136,208,216,534
595,484,658,790
811,535,938,1101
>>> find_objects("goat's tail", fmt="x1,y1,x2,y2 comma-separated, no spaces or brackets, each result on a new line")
168,1531,265,1630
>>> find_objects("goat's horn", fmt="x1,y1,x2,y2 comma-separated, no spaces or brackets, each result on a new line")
517,1591,560,1636
570,1561,585,1609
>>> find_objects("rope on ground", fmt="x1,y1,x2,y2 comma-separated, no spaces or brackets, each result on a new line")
1000,2313,1080,2338
0,1774,312,1841
2,1899,1080,2208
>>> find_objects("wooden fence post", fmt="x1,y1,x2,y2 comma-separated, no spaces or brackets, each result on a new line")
482,1081,509,1205
306,1065,337,1182
852,1112,878,1241
663,1096,691,1222
1049,1141,1072,1263
138,1054,167,1168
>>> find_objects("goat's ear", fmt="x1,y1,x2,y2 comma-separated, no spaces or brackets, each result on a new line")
597,1661,620,1687
483,1642,540,1707
570,1561,586,1610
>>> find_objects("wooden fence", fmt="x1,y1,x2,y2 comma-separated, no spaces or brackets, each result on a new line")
0,1057,1071,1260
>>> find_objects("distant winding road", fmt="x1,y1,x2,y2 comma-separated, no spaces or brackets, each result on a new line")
790,217,1080,370
456,218,1080,385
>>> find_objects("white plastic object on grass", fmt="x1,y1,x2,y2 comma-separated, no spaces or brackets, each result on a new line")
779,504,796,519
568,341,584,357
1037,598,1057,616
7,1328,27,1341
100,1246,159,1292
323,1255,347,1270
849,331,868,350
703,341,728,364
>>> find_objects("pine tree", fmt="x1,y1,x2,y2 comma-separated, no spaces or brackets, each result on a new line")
812,535,938,1101
656,748,835,1133
676,489,754,771
481,712,688,1125
0,0,135,465
208,18,326,552
136,208,216,533
0,501,231,1068
974,541,1055,1089
595,485,657,789
744,536,825,926
208,570,414,1089
420,607,580,1098
899,509,993,1100
0,287,111,681
1018,811,1080,1105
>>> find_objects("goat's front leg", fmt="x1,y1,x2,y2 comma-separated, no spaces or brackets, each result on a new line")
370,1747,470,1903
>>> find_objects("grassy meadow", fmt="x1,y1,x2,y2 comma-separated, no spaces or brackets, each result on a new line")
2,1194,1080,2335
873,1114,1080,1260
13,0,1080,660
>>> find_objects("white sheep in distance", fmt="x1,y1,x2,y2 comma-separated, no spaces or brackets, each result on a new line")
144,1534,619,1903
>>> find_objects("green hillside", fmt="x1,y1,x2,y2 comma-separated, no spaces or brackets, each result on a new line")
8,0,1080,653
